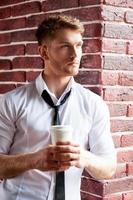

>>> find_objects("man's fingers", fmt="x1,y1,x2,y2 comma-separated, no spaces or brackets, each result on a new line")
56,141,79,147
43,144,81,171
54,145,80,154
46,160,70,171
55,152,80,162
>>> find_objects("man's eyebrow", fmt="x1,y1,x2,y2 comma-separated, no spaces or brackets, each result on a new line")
58,41,83,44
58,42,70,44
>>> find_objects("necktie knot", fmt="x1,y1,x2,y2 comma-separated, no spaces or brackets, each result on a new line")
41,89,71,125
54,105,60,110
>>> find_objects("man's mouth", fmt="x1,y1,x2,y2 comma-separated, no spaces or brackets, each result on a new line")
67,61,79,65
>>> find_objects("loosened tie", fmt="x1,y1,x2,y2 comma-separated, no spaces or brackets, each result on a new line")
41,89,71,200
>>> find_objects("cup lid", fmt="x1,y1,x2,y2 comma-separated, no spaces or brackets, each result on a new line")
50,125,73,131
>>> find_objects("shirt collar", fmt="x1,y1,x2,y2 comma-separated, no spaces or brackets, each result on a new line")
35,72,75,103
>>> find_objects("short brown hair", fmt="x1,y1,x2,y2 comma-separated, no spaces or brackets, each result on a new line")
36,14,84,45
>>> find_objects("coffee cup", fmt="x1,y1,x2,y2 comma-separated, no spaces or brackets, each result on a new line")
50,125,73,145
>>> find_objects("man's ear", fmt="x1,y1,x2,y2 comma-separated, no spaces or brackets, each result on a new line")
38,45,49,60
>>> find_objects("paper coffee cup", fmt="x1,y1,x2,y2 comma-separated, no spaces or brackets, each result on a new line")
50,125,73,145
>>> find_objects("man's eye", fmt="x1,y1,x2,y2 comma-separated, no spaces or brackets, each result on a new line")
61,45,69,48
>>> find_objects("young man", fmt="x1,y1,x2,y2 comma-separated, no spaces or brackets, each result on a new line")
0,15,116,200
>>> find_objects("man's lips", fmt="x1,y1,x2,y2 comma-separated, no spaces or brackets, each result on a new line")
67,61,80,65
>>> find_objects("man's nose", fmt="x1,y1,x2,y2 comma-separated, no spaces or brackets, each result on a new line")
71,46,78,58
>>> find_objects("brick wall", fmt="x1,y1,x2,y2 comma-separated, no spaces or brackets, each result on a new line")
102,1,133,199
0,0,133,199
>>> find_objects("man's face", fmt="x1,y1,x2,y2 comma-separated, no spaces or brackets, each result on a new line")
43,28,83,77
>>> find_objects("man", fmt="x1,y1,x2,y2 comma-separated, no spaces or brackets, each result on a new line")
0,15,116,200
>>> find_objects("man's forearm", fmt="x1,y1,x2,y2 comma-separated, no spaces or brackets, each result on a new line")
0,153,36,179
80,150,117,180
0,144,71,179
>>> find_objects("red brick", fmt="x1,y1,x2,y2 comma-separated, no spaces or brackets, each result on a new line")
123,192,133,200
118,72,133,86
127,162,133,176
103,0,127,7
103,88,133,101
117,149,133,163
0,84,16,94
102,5,124,22
128,42,133,55
128,0,133,8
81,177,104,196
64,7,101,21
11,29,36,43
0,45,25,56
12,2,41,17
88,87,102,96
0,18,26,31
103,55,133,70
83,39,101,54
103,24,133,40
103,193,122,200
79,0,102,6
113,163,127,178
107,103,127,117
82,169,93,178
26,71,41,82
102,38,126,54
125,11,133,24
42,0,78,11
127,104,133,117
102,71,119,85
0,60,11,70
84,23,102,37
81,55,101,69
0,7,11,19
0,72,25,82
121,133,133,147
112,134,121,148
26,43,38,55
104,177,133,194
0,33,11,45
81,192,102,200
75,71,101,85
0,0,25,6
12,57,43,69
26,13,47,28
111,119,133,132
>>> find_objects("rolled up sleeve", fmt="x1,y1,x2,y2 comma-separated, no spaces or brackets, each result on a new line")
89,99,116,156
0,95,16,154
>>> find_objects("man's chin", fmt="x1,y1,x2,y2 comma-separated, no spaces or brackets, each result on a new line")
69,66,79,75
66,69,79,77
72,67,79,75
72,70,79,76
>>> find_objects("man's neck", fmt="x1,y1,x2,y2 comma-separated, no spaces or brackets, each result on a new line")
42,71,72,98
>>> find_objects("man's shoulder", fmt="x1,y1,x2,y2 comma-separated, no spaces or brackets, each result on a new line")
74,81,100,100
1,81,36,106
6,81,34,96
74,81,108,110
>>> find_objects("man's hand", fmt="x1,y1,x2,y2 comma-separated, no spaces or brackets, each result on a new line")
34,141,116,180
0,141,116,180
34,141,82,172
0,142,83,179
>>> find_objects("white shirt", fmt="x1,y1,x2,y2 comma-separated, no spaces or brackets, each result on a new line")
0,73,115,200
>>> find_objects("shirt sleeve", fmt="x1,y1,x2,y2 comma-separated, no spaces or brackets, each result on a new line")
88,97,116,156
0,95,16,154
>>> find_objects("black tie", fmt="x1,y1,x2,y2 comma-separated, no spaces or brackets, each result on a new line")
41,89,71,200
